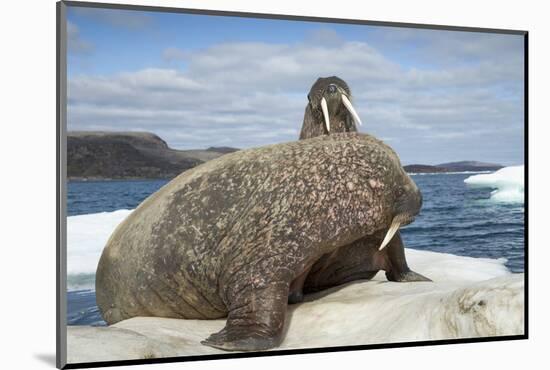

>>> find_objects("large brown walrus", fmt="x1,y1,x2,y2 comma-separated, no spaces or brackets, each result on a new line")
292,76,429,304
96,132,425,352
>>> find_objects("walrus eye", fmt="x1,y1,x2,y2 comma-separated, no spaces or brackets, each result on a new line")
307,94,311,102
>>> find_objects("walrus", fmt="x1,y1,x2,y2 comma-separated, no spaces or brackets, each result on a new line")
292,77,430,304
299,76,362,140
96,133,423,352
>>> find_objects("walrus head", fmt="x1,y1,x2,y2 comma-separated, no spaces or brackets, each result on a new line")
299,76,363,140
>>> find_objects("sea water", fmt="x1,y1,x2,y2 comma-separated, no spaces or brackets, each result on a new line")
66,169,525,326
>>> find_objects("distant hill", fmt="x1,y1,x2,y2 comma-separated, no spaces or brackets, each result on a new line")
404,161,503,174
403,164,450,174
206,146,238,154
67,131,502,179
435,161,503,172
67,131,239,180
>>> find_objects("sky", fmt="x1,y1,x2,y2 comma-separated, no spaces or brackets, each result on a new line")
66,6,525,165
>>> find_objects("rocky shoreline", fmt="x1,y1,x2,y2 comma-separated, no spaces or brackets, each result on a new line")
67,131,238,180
403,161,503,174
67,131,503,179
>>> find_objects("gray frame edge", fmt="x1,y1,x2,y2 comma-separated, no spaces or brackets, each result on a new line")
63,0,527,35
57,1,68,369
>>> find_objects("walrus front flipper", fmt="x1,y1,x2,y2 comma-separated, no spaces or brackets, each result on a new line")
288,265,313,304
288,290,304,304
201,281,288,351
302,242,380,293
384,231,432,282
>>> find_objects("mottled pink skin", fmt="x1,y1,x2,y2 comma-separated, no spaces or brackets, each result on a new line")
96,133,423,352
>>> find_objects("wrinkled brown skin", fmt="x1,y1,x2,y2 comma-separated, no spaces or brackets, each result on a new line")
96,133,423,352
290,76,430,304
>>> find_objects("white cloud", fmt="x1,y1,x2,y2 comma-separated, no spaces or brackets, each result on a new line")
67,31,524,164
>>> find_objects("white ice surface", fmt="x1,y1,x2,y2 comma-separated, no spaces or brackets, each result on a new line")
66,209,523,362
68,272,524,362
464,165,524,203
67,209,133,277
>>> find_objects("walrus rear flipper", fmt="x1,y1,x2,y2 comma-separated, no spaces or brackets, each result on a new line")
202,267,290,351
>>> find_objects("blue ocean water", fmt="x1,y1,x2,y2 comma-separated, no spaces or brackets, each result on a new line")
66,173,525,326
400,174,524,272
68,179,169,216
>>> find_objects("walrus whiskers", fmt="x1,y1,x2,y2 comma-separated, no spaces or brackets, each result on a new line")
341,94,362,126
320,97,330,132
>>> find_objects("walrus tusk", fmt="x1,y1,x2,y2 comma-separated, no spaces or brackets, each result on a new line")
379,218,401,251
321,97,330,132
341,94,362,126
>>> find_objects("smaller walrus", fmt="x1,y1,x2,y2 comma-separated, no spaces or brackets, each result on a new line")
300,76,363,139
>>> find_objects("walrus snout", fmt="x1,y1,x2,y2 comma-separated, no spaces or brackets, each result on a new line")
306,76,363,135
319,86,362,133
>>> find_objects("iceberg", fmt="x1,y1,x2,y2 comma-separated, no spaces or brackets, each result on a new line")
464,165,524,203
